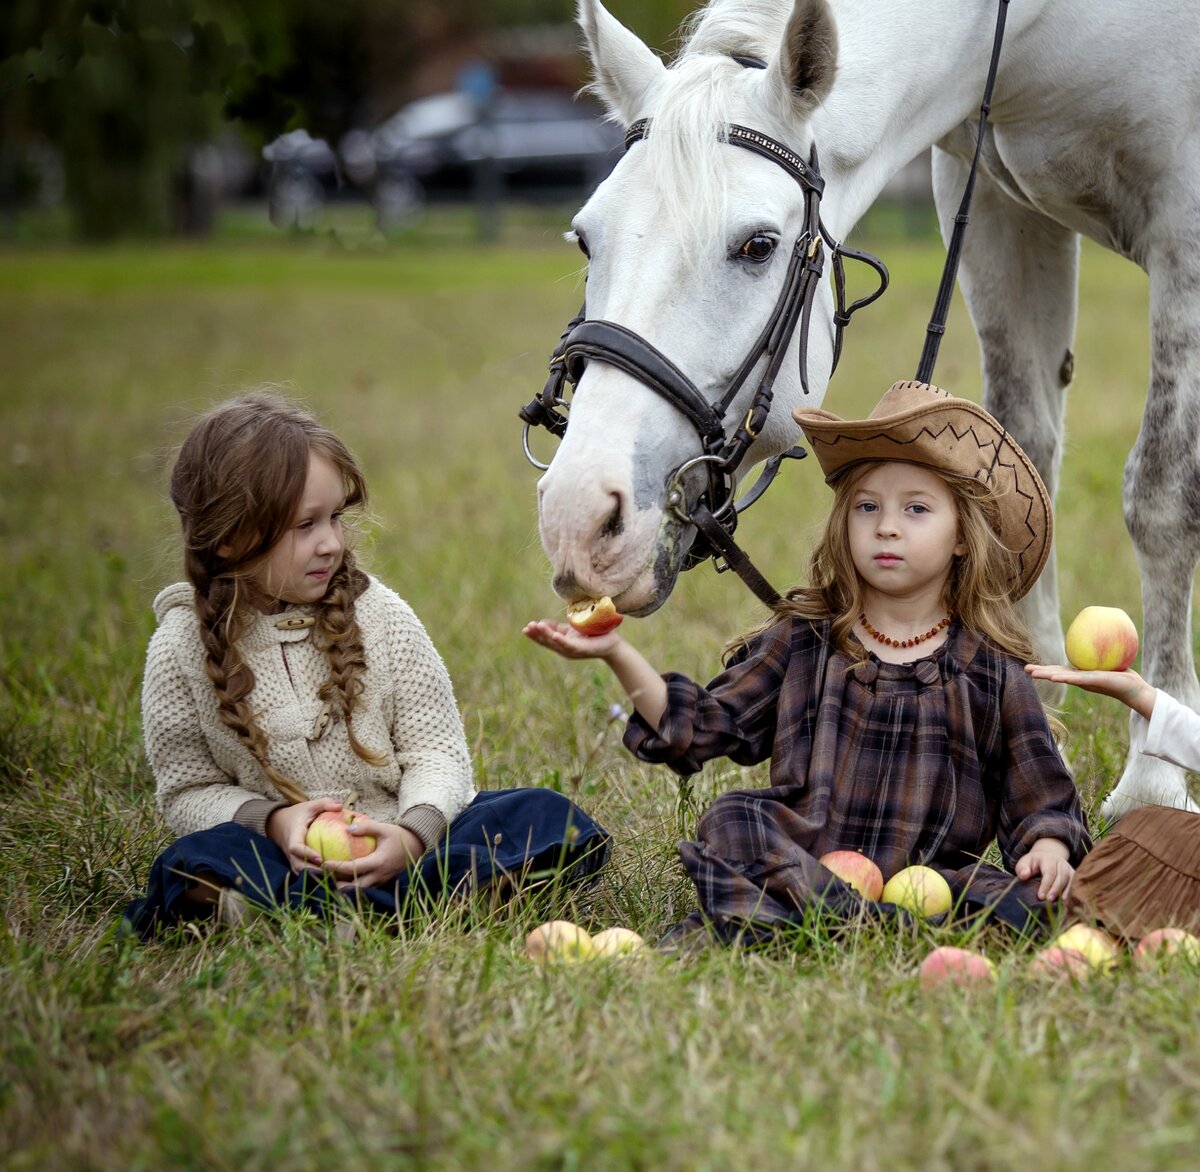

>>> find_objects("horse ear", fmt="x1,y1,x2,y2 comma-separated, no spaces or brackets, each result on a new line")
771,0,838,117
578,0,666,125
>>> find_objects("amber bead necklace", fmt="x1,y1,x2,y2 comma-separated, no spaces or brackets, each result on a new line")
859,612,952,650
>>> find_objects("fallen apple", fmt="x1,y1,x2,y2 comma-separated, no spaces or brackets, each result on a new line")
818,849,885,901
1133,927,1200,968
1049,923,1120,973
918,946,997,991
566,596,623,637
591,926,646,959
525,919,595,965
1029,946,1095,982
1064,605,1139,671
305,810,377,863
881,865,953,917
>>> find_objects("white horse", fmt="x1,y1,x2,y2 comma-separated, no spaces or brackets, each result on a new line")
532,0,1200,819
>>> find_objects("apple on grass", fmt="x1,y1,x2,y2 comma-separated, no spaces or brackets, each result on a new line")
918,946,997,991
881,865,953,917
525,920,595,964
1029,946,1095,982
305,810,376,863
818,850,885,901
1048,924,1121,973
1133,927,1200,968
566,596,623,637
1064,606,1139,671
591,926,646,959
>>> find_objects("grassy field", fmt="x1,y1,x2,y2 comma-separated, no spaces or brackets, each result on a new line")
3,210,1197,1171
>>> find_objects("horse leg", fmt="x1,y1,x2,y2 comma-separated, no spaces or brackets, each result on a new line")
1104,242,1200,818
930,147,1077,670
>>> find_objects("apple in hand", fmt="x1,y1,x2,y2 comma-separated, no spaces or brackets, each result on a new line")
918,946,997,991
566,596,623,637
881,865,953,917
1133,927,1200,968
1064,606,1139,671
818,850,885,901
305,810,377,863
525,920,595,964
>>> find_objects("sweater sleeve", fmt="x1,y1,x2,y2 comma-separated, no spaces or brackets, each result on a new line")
994,659,1092,869
383,593,475,828
622,621,793,776
1139,688,1200,773
142,626,273,834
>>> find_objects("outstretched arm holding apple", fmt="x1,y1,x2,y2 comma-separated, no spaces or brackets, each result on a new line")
1024,663,1157,719
523,620,668,730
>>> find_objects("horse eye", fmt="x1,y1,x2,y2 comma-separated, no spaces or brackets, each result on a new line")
576,234,591,259
738,233,777,263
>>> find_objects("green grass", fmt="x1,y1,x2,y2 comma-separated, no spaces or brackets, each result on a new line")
3,214,1197,1171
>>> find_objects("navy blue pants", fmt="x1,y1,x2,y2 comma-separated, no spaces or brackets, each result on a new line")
124,788,609,939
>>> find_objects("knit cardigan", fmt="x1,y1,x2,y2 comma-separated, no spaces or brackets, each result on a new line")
141,575,476,850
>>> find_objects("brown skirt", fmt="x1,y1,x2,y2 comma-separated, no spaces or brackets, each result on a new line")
1070,806,1200,940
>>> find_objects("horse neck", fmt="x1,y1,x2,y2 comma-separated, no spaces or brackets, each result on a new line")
809,0,1042,239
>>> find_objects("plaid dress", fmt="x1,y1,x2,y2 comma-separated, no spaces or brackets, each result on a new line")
624,618,1091,937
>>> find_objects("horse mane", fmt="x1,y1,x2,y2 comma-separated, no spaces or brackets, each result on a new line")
627,0,795,260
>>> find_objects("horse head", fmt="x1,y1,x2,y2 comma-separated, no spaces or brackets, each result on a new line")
531,0,850,616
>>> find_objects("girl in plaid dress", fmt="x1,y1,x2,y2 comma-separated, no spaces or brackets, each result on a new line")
526,381,1091,946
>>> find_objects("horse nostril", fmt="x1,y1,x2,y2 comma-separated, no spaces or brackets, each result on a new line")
599,497,624,539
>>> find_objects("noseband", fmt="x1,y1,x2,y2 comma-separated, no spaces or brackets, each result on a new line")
519,71,889,607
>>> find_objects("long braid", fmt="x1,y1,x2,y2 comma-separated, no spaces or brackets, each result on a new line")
316,553,386,767
188,555,311,805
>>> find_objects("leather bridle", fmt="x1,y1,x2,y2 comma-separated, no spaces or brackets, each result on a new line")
518,61,889,607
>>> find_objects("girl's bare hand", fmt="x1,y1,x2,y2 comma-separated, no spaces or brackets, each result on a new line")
523,619,622,660
266,798,346,872
1025,664,1156,717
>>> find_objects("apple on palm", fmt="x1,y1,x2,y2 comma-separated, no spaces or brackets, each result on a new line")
1064,606,1139,671
566,596,623,637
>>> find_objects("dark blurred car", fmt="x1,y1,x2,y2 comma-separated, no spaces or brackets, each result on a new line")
341,88,624,223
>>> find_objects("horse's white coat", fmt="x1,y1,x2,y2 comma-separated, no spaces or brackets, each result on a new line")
536,0,1200,816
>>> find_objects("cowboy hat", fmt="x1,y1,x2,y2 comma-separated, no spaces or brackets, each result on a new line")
793,380,1052,600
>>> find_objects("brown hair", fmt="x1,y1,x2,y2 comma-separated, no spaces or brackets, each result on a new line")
169,390,384,802
730,460,1041,670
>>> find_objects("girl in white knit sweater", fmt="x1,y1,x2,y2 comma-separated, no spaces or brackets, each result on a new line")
125,392,608,936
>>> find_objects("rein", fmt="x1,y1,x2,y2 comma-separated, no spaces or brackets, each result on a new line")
915,0,1011,382
519,60,888,608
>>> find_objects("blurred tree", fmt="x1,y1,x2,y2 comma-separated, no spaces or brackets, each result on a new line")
0,0,699,238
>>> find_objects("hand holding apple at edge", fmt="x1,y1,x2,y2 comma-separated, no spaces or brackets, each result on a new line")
523,601,670,731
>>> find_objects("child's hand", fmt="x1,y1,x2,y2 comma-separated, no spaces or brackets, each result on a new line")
318,817,423,889
523,619,623,660
1015,838,1074,902
267,798,346,872
1024,663,1156,718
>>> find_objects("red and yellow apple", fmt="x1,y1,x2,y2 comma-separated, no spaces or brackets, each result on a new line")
818,850,885,901
591,926,646,959
881,865,953,917
1049,923,1120,973
305,810,377,863
566,596,623,637
918,946,997,991
525,919,596,965
1029,946,1094,982
1064,606,1139,671
1133,927,1200,968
